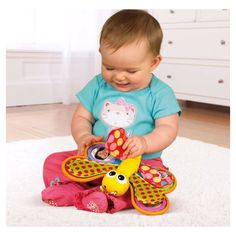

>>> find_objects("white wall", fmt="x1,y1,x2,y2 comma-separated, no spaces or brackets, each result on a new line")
6,50,101,106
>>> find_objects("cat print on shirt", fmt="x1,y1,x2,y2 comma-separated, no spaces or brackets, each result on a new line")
101,98,136,131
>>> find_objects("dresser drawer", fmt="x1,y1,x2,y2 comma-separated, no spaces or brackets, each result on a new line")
161,28,229,60
149,9,196,23
156,64,230,99
196,9,230,22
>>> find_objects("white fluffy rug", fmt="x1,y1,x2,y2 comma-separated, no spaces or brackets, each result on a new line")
6,136,230,226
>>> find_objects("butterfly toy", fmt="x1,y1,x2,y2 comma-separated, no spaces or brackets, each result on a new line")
61,128,176,215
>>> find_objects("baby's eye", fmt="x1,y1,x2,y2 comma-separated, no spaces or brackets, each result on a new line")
127,70,137,74
106,67,114,71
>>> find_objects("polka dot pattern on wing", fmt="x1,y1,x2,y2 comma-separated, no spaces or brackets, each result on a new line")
130,173,165,205
111,150,119,157
64,157,118,179
105,128,127,159
117,138,124,146
114,130,120,138
138,164,174,188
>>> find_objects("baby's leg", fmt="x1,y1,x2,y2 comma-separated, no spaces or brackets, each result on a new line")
42,150,89,206
43,150,77,187
74,185,133,213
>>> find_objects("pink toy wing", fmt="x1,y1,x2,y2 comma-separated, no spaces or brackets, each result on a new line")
138,163,177,194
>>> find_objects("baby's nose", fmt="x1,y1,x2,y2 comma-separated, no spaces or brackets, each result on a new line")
115,72,126,81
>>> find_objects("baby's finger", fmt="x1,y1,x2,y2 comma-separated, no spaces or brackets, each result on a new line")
120,154,128,161
93,135,104,142
84,139,92,147
123,142,136,156
128,149,141,158
128,153,139,158
85,136,97,146
77,146,84,155
122,138,134,150
77,141,87,155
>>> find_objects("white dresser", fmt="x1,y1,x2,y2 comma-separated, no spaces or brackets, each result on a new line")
149,9,230,106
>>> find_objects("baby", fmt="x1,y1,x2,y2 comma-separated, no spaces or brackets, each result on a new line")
42,9,181,213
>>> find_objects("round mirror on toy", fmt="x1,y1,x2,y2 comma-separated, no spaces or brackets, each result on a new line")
87,142,117,164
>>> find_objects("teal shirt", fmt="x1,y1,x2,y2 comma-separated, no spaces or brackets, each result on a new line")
76,73,181,160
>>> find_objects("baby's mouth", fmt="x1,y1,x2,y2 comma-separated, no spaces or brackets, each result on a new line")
115,83,129,88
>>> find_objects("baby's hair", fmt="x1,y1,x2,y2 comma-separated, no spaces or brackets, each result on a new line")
100,9,163,56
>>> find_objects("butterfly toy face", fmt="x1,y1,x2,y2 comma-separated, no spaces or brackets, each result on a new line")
101,170,130,196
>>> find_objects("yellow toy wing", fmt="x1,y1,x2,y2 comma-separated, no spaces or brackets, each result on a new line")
61,155,118,182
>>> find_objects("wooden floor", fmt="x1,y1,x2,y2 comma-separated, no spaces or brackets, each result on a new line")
6,101,230,148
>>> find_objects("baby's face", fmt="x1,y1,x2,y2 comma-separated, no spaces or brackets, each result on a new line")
100,40,161,92
97,149,109,159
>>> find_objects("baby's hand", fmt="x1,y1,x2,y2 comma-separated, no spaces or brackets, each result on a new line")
122,136,148,159
77,134,104,155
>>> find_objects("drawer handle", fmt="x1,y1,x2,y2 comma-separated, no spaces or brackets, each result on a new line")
220,40,226,45
169,10,175,14
218,79,224,84
167,75,172,79
168,41,173,44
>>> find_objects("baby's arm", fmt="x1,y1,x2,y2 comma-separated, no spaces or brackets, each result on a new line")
144,113,179,154
71,104,103,154
123,113,179,158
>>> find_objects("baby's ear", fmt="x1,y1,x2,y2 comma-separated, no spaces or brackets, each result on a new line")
151,55,162,70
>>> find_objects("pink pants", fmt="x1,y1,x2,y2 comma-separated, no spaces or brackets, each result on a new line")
41,149,165,213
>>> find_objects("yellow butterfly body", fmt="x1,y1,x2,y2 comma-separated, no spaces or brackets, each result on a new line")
101,155,141,196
